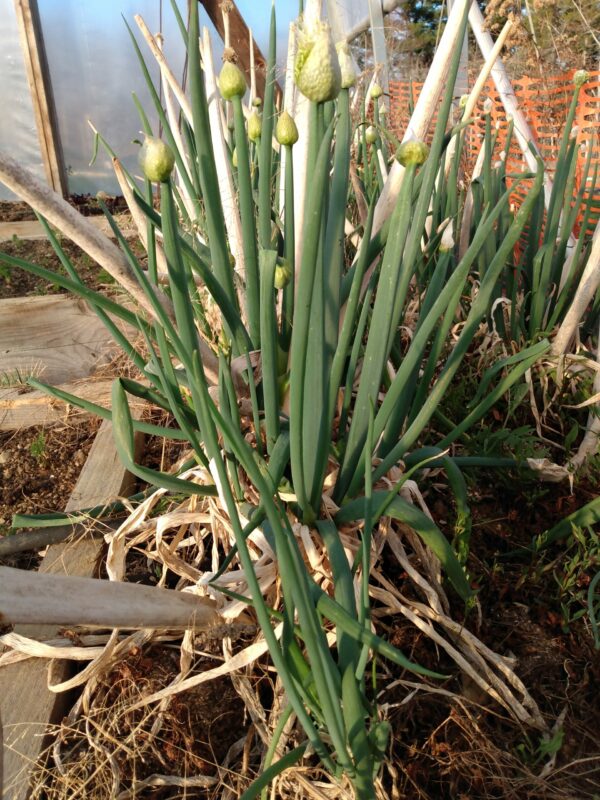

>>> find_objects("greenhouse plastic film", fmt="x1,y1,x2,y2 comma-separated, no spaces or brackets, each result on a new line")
36,0,187,196
326,0,389,87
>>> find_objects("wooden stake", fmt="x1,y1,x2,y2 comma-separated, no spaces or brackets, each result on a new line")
13,0,67,196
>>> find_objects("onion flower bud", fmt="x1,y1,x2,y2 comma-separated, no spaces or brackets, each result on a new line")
295,18,341,103
274,257,292,289
370,83,383,99
218,61,246,100
139,136,175,183
247,110,262,142
336,41,357,89
396,139,429,167
365,125,377,144
573,69,589,88
276,110,299,147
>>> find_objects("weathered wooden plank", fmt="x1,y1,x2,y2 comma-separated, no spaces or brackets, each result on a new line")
0,295,120,386
0,215,137,243
0,419,142,800
12,0,67,197
0,379,146,431
200,0,282,104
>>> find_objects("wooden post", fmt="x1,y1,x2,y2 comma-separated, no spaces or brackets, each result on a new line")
12,0,67,197
200,0,282,104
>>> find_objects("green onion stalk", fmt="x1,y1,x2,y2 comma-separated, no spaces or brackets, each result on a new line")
0,1,579,797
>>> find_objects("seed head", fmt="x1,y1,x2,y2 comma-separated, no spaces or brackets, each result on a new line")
248,111,262,142
336,41,357,89
218,61,246,100
138,137,175,183
276,110,299,147
396,139,429,167
295,18,341,103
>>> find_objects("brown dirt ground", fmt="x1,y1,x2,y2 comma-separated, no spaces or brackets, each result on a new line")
0,196,127,223
378,472,600,800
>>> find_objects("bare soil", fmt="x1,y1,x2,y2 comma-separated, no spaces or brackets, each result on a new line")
0,195,127,223
0,236,118,298
0,419,101,552
382,473,600,799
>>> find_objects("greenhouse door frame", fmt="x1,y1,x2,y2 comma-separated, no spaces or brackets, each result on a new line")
13,0,67,196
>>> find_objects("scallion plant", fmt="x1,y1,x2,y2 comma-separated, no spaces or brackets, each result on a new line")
0,2,559,797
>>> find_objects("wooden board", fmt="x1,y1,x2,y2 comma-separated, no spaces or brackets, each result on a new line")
0,295,120,386
200,0,282,104
0,379,145,431
0,419,142,800
13,0,67,196
0,215,136,243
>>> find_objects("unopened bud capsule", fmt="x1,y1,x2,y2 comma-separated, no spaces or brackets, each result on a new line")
139,136,175,183
218,61,246,100
248,111,262,142
276,111,299,147
274,257,292,289
295,19,341,103
396,139,429,167
365,125,377,144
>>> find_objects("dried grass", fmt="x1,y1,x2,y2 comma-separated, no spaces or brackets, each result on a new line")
0,448,559,799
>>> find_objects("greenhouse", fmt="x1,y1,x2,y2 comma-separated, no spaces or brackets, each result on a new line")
0,0,599,798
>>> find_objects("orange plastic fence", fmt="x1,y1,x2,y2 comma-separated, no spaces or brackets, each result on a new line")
389,70,600,236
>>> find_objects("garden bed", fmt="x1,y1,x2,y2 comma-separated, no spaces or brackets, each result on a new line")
1,205,600,800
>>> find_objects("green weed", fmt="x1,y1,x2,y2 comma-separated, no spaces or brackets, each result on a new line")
29,430,47,462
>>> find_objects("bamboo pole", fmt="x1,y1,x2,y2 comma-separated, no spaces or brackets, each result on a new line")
445,19,513,179
201,27,246,285
156,34,197,223
0,153,167,319
342,0,402,44
570,321,600,468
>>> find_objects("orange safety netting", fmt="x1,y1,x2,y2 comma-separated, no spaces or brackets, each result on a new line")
388,70,600,237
